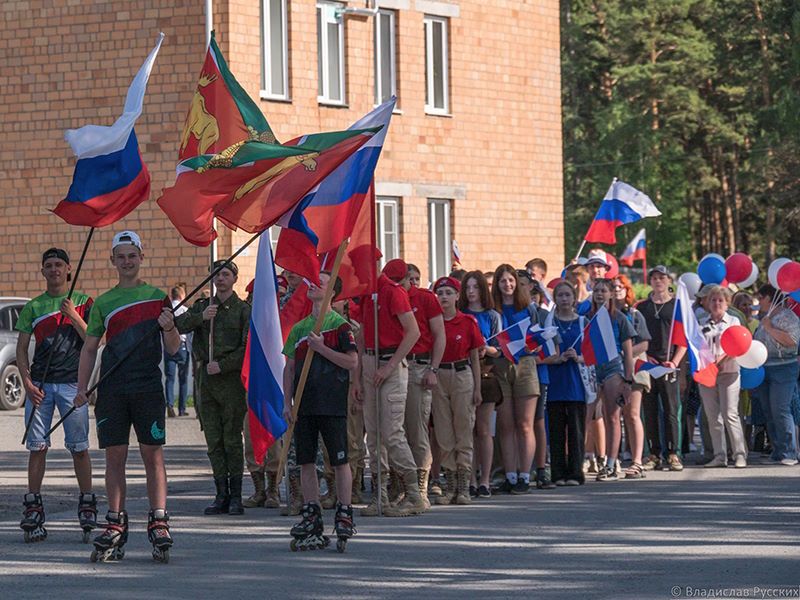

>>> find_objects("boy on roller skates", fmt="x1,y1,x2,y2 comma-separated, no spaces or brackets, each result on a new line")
283,271,358,552
74,232,180,563
16,247,95,543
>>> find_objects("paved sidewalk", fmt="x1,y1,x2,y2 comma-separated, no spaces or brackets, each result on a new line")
1,410,799,599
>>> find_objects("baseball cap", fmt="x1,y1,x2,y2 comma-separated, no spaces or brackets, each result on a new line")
648,265,671,278
433,276,461,293
112,230,142,251
585,249,610,268
382,258,408,281
42,247,70,265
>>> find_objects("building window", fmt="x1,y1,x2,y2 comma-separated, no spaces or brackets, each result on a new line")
428,199,451,281
374,9,396,105
260,0,289,100
317,2,345,105
424,15,449,114
376,197,400,269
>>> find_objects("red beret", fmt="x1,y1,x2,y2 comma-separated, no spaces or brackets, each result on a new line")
382,258,408,281
245,279,255,293
433,276,461,293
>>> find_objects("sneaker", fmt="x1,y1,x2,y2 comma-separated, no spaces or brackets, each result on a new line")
167,406,176,418
511,480,530,495
734,456,747,469
596,466,618,481
582,458,590,474
667,454,684,472
704,456,727,468
554,479,566,487
536,477,557,490
586,458,599,475
492,478,514,495
779,458,798,466
476,485,491,498
642,454,661,470
565,479,581,486
469,485,478,498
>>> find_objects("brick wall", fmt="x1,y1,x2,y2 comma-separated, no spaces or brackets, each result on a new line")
1,0,563,300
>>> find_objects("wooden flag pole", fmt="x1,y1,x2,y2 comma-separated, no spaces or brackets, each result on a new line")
276,238,350,480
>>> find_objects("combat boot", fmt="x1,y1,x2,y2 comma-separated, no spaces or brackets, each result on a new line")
436,469,457,505
228,475,245,515
243,472,266,508
280,475,304,516
350,467,363,504
385,471,427,516
387,469,405,507
320,473,337,509
361,474,389,517
455,466,472,505
264,471,280,509
417,469,431,509
204,477,230,515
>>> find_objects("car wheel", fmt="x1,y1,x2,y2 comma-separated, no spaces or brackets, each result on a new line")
0,363,25,410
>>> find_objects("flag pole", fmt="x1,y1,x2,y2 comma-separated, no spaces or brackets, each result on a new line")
642,252,647,286
368,185,383,516
573,240,587,263
46,228,265,437
22,227,95,445
276,238,350,480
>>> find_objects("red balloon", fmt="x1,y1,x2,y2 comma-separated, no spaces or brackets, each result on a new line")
606,253,619,279
776,261,800,293
789,298,800,318
547,277,564,290
724,253,752,284
720,325,753,358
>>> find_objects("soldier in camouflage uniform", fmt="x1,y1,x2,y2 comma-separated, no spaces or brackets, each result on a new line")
172,260,251,516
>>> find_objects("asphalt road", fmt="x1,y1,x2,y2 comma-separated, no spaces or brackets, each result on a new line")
0,409,798,600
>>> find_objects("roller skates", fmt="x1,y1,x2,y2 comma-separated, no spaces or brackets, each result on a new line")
91,510,128,562
78,492,98,543
148,509,173,563
333,502,356,553
20,493,47,543
289,502,329,551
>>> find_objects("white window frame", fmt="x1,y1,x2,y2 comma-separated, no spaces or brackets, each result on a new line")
424,15,449,115
376,196,400,269
260,0,289,101
317,1,346,105
374,9,397,106
428,198,451,281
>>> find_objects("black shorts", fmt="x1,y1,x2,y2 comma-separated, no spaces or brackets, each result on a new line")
294,415,348,467
95,391,166,448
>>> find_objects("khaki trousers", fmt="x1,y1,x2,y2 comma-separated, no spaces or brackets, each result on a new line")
243,414,281,474
431,367,476,471
405,360,433,471
699,371,747,460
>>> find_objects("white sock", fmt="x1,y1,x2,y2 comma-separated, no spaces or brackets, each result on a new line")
505,472,518,484
518,472,530,484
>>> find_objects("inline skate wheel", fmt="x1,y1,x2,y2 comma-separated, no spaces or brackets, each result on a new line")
336,538,346,553
82,530,90,544
290,539,298,552
90,550,98,563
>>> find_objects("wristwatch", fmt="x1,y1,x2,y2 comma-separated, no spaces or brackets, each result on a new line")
428,366,439,375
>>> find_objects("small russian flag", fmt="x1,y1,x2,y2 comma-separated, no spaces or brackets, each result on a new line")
580,306,620,366
620,228,647,266
634,359,676,380
584,180,661,244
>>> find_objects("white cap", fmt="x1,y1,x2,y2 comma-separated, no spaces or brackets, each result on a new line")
112,230,142,251
585,249,610,268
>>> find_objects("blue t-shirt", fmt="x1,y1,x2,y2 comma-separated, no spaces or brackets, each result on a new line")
576,299,592,316
462,308,501,348
546,315,584,402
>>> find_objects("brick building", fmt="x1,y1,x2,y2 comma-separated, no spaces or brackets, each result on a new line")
1,0,563,300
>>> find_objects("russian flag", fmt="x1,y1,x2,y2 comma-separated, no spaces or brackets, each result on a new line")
620,228,647,266
53,34,163,227
526,325,558,359
668,280,718,387
634,359,676,380
581,306,620,366
274,98,395,283
496,317,532,364
241,236,288,462
584,180,661,244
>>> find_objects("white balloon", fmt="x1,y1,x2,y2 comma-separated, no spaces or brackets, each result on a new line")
768,258,791,289
703,252,725,263
739,262,759,288
736,340,768,369
678,272,703,298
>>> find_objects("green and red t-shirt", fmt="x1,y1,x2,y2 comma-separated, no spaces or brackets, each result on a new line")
283,311,356,417
86,283,169,395
16,291,93,383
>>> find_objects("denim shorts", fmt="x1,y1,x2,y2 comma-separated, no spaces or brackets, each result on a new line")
25,382,90,453
595,356,624,387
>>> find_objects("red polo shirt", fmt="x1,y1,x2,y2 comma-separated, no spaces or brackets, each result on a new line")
408,285,443,354
441,312,485,363
360,274,413,350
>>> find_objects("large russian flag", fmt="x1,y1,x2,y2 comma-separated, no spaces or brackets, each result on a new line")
619,228,647,266
584,180,661,244
241,237,288,462
581,306,620,366
668,280,718,387
53,34,163,227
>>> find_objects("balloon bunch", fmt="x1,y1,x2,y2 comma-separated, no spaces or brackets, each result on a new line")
718,325,767,390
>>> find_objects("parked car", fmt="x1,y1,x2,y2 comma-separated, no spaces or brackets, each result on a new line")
0,297,33,410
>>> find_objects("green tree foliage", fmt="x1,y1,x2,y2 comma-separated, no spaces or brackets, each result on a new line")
562,0,800,271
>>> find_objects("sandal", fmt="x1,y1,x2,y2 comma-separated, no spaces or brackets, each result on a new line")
624,463,646,479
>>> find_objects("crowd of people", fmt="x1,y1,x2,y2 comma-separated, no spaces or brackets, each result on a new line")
15,232,800,558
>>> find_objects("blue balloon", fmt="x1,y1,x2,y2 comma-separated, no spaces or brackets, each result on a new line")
697,256,726,285
791,290,800,303
741,366,765,390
